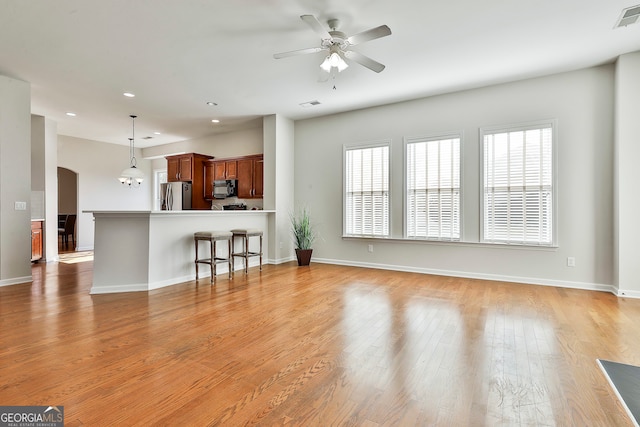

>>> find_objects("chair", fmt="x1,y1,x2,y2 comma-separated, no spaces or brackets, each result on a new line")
194,231,233,283
58,214,77,248
231,228,263,274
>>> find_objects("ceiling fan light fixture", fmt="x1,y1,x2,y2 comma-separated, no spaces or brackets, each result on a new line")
320,51,348,73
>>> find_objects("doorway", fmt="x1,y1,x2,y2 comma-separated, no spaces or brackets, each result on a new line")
58,167,78,253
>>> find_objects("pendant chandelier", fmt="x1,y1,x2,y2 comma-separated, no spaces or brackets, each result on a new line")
119,114,144,187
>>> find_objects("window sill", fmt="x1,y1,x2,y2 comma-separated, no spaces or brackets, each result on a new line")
341,235,558,251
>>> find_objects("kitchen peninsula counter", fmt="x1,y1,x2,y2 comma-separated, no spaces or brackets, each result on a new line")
85,210,274,294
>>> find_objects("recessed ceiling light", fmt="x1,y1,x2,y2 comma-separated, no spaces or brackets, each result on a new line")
65,112,77,117
123,92,135,98
153,131,161,135
211,119,220,123
206,101,218,106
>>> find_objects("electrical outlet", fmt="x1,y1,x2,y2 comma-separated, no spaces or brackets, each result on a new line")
567,257,576,267
279,241,283,249
368,244,374,253
14,201,27,211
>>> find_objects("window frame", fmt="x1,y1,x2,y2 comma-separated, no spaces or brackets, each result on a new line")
403,132,463,241
479,119,558,247
343,141,392,238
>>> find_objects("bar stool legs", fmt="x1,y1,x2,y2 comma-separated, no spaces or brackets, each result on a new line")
194,231,233,283
231,229,263,274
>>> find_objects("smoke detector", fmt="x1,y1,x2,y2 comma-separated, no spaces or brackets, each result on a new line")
615,4,640,28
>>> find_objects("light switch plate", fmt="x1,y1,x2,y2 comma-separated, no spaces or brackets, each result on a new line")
14,201,27,211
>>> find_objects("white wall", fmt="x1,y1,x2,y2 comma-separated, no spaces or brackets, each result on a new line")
144,126,264,170
0,75,32,286
58,135,152,250
43,117,58,262
294,65,615,292
31,115,59,262
264,114,295,263
614,52,640,295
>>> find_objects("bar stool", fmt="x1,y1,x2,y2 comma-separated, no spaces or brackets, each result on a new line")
194,231,233,283
231,228,263,274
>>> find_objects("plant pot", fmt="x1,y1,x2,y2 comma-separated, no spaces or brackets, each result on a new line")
295,248,313,266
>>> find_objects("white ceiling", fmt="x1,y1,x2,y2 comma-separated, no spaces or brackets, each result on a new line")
1,0,639,148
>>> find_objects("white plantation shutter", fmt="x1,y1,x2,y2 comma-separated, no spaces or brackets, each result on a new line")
406,136,460,240
483,124,554,245
345,144,389,236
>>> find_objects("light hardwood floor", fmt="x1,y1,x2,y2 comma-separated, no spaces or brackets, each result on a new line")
1,259,639,426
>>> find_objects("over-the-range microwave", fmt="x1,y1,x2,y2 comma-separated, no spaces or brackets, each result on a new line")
213,180,237,199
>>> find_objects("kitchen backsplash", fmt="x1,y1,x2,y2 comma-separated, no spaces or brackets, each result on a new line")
211,196,262,211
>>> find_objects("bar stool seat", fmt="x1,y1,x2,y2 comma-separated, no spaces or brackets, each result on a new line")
194,231,233,283
231,228,263,274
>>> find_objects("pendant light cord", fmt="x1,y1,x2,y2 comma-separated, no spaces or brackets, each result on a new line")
130,115,137,167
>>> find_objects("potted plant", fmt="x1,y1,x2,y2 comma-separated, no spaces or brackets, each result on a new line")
291,207,317,266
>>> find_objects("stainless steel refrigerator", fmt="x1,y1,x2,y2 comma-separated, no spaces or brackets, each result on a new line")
160,182,192,210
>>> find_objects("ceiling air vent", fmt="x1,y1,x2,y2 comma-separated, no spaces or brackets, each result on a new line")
615,4,640,28
299,100,321,108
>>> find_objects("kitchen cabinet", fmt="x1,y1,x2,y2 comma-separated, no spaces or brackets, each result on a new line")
165,153,214,209
167,155,189,182
204,160,238,200
225,161,237,179
213,162,226,180
210,160,237,180
166,153,213,182
253,157,263,198
31,220,43,262
237,155,263,199
205,155,263,200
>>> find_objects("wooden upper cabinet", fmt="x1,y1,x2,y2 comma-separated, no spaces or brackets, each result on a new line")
225,160,237,179
253,157,263,198
166,153,211,182
236,155,263,199
167,157,181,182
213,162,226,180
236,158,254,199
205,154,263,200
178,156,193,181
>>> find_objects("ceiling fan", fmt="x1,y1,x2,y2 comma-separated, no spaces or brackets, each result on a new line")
273,15,392,77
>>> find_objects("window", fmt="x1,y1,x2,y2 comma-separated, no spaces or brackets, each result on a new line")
405,135,461,240
482,122,554,245
344,144,390,237
154,170,167,211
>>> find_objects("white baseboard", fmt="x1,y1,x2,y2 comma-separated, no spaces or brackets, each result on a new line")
0,275,32,288
90,283,150,294
269,256,296,265
90,258,267,294
312,257,618,295
616,289,640,299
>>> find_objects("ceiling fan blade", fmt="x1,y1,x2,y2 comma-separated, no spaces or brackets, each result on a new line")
273,46,324,59
300,15,332,40
343,50,386,73
346,25,392,46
